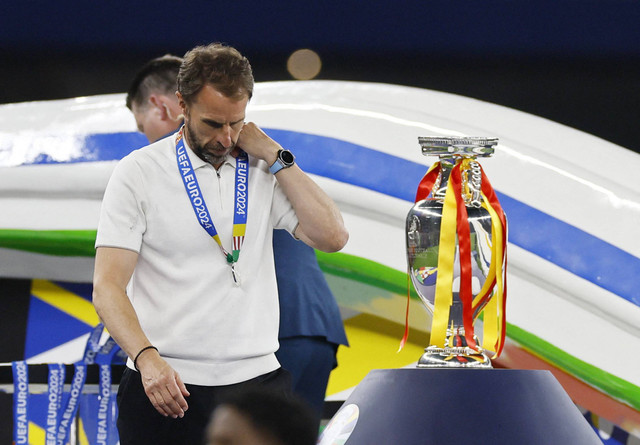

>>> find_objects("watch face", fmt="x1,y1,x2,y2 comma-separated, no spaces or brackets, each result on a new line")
280,150,295,165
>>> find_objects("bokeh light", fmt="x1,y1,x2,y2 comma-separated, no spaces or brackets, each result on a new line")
287,49,322,80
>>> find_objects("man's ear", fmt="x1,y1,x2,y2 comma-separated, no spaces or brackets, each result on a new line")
148,94,169,120
176,92,186,113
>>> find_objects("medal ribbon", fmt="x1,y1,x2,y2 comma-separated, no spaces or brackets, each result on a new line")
46,364,65,445
57,323,103,445
12,360,28,445
176,128,248,267
95,337,123,445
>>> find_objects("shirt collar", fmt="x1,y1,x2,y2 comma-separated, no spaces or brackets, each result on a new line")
179,133,237,171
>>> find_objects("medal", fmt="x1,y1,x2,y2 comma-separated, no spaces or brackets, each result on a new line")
175,127,249,285
231,263,241,287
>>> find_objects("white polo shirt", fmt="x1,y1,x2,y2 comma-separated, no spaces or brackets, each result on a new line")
95,134,299,385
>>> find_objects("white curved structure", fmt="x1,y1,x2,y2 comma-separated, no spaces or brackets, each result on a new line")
1,81,639,430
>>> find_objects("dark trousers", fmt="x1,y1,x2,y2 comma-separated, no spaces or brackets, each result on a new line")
116,366,291,445
275,337,338,419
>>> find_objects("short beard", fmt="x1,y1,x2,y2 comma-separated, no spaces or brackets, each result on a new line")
184,120,234,167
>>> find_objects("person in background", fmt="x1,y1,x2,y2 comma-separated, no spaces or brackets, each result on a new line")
273,230,348,420
205,387,318,445
126,54,184,142
125,52,349,423
93,43,348,445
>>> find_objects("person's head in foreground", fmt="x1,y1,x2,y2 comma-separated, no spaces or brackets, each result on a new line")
205,387,318,445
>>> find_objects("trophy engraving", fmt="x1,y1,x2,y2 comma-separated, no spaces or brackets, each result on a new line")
406,137,507,368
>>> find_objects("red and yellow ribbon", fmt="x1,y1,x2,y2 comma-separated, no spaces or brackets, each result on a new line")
402,159,507,358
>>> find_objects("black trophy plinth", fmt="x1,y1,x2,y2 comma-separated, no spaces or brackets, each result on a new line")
319,368,602,444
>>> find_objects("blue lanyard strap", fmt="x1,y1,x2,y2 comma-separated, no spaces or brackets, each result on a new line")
56,363,86,445
95,337,122,445
56,323,103,444
175,128,249,265
46,364,65,445
12,360,28,445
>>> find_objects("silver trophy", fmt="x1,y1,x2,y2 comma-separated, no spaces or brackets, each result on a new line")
406,136,504,368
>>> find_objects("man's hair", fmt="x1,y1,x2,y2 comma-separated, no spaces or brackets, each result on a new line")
177,43,254,105
126,54,182,110
216,388,317,445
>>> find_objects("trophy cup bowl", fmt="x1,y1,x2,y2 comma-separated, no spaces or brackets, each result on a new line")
406,137,502,368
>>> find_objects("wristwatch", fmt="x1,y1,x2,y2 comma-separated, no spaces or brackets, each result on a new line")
269,149,296,175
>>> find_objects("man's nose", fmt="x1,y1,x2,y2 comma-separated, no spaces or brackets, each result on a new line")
217,124,233,148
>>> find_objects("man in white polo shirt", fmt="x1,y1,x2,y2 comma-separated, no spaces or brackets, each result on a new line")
92,43,348,445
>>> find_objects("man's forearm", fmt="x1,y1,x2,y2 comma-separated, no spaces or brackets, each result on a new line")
93,282,153,361
235,122,348,252
274,164,348,252
92,246,152,362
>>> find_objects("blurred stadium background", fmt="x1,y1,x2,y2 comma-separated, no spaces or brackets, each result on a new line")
1,0,639,153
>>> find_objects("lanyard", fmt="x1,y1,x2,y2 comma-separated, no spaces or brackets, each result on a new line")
12,360,28,445
46,364,65,445
56,323,103,445
94,337,123,445
175,128,249,285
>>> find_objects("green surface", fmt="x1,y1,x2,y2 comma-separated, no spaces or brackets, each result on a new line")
2,228,639,410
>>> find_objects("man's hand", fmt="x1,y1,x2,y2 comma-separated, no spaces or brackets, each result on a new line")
235,122,348,253
236,122,281,166
137,350,190,418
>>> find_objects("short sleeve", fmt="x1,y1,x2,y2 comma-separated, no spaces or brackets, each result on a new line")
95,156,147,252
269,179,299,235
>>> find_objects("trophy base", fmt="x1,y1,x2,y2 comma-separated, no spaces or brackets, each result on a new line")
318,369,603,444
417,346,492,368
